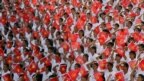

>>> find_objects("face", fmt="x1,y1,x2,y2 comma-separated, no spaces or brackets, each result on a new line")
137,75,143,81
92,63,98,70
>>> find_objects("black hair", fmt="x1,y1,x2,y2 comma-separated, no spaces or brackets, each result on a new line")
107,62,113,67
91,46,97,53
129,51,136,58
138,74,144,81
75,63,81,68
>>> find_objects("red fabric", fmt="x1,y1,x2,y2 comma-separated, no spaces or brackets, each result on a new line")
115,48,125,57
59,64,67,74
71,42,80,50
0,48,4,57
128,60,137,69
139,59,144,71
103,48,111,58
79,66,88,77
27,61,38,73
98,59,107,70
121,0,130,8
6,55,12,64
132,32,142,42
2,74,12,81
49,77,59,81
13,64,23,74
75,55,84,64
106,23,112,30
94,26,100,34
115,72,125,81
68,69,79,81
40,57,51,66
94,72,104,81
91,1,102,14
128,42,138,52
98,32,108,45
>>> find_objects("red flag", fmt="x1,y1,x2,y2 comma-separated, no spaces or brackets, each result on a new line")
91,1,102,14
131,0,139,4
59,64,67,74
44,14,50,24
98,32,108,45
69,34,79,42
62,74,72,81
40,28,49,38
10,15,17,22
90,16,97,23
76,18,85,30
27,61,38,73
23,72,30,81
2,74,12,81
71,42,80,50
32,31,40,39
79,66,88,77
66,17,73,26
5,55,12,64
128,42,138,52
128,60,137,69
132,32,142,42
49,77,59,81
0,17,7,25
115,48,125,57
61,42,69,52
139,59,144,71
13,64,23,74
68,69,79,81
94,72,104,81
0,48,4,57
115,72,125,81
32,0,38,5
103,48,111,58
106,23,112,30
98,59,107,70
121,0,130,8
94,26,100,34
40,57,51,67
75,55,84,64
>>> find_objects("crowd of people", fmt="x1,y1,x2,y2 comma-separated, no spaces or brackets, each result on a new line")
0,0,144,81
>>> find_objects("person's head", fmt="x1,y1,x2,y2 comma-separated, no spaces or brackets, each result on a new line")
137,74,144,81
91,62,98,70
79,30,84,38
90,46,97,54
129,51,136,60
126,21,133,28
115,54,122,62
107,62,113,71
74,63,81,69
83,54,89,62
138,44,144,52
87,23,93,30
107,42,114,48
121,62,129,74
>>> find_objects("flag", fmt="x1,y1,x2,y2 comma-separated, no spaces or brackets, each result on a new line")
98,32,108,45
128,60,137,69
90,16,97,23
103,48,111,58
13,64,23,74
115,72,124,81
94,26,100,34
40,57,51,67
115,48,125,57
62,74,72,81
68,69,79,81
40,28,49,38
94,72,104,81
49,77,59,81
79,66,88,77
106,23,112,30
69,34,79,42
2,74,12,81
75,55,84,64
0,48,4,57
121,0,130,8
27,61,38,73
98,59,107,70
91,1,102,14
139,59,144,71
61,42,69,52
128,42,138,52
132,32,142,42
66,17,73,26
59,64,67,74
5,55,12,64
71,42,80,50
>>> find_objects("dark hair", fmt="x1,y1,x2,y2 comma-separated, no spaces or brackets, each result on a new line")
138,74,144,81
107,62,113,67
123,62,129,69
91,46,97,53
129,51,136,58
